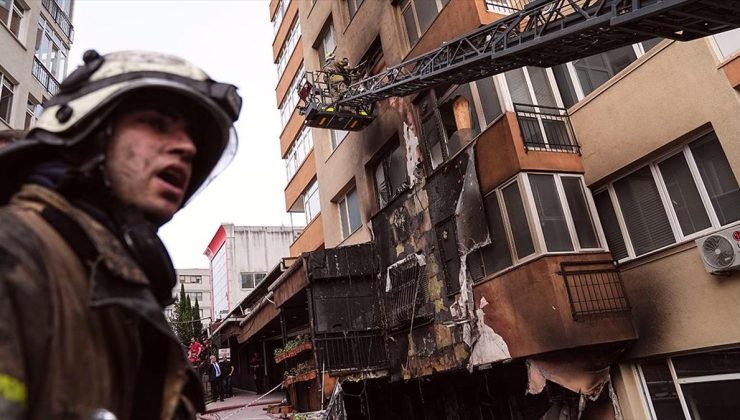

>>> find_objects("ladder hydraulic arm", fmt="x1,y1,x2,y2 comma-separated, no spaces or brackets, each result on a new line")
298,0,740,131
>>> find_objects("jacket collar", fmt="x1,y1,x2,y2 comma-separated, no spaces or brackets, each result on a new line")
11,184,150,286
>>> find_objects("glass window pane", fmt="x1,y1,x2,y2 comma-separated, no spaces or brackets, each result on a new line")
604,44,638,74
402,4,419,46
672,348,740,378
530,174,573,252
682,380,740,419
483,193,513,272
574,54,611,96
505,68,533,105
0,82,13,122
642,38,663,52
614,167,675,256
552,64,578,108
0,2,9,25
690,132,740,226
562,177,599,249
502,182,535,259
10,7,22,37
640,360,686,420
347,188,361,233
658,152,711,236
474,76,503,126
527,67,557,108
415,0,438,35
594,191,629,260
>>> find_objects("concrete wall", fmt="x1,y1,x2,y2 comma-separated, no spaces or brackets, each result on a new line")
570,39,740,186
226,225,301,307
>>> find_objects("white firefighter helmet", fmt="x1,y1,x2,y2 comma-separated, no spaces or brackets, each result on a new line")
0,49,242,204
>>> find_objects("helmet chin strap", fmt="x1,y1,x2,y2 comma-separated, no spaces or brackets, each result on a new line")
64,151,178,307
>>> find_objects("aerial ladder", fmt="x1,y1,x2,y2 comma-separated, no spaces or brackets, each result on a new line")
298,0,740,131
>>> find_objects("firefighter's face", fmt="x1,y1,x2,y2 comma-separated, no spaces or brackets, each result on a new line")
105,110,196,226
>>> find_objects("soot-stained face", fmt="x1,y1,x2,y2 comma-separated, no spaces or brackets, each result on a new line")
105,109,197,226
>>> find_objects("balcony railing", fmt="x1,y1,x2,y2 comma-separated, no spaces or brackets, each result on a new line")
513,103,580,154
41,0,74,41
383,255,433,330
32,57,60,96
559,261,631,321
484,0,532,14
313,330,387,372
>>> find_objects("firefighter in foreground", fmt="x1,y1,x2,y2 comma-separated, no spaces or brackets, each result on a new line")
0,50,242,419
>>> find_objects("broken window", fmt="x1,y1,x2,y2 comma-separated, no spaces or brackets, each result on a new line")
419,84,483,171
361,36,385,77
373,137,408,208
467,192,513,282
383,255,431,330
436,217,461,294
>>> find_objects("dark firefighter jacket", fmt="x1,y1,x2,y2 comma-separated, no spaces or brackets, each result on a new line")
0,184,205,419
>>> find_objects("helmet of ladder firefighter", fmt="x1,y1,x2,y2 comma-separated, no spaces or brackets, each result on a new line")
0,49,243,205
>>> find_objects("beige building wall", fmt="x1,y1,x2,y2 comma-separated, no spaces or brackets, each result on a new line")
167,268,213,326
0,0,74,130
570,37,740,419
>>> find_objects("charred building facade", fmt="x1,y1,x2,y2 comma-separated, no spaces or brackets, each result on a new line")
211,1,740,419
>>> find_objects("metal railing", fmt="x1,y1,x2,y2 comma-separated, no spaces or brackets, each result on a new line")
32,57,60,96
513,103,580,154
484,0,532,14
559,261,630,321
41,0,74,40
313,330,387,372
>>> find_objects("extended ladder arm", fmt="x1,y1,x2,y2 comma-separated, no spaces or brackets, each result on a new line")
299,0,740,130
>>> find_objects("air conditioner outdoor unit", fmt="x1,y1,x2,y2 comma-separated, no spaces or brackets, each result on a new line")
695,225,740,273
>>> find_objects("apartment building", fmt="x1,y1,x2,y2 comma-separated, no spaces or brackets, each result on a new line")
1,0,74,131
273,0,326,257
212,1,739,418
204,223,301,321
165,268,213,326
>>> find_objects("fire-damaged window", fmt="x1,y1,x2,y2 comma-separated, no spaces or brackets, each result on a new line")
436,217,461,294
419,83,483,171
373,137,408,208
383,254,432,330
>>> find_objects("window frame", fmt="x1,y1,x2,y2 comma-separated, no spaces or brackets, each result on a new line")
330,129,349,150
0,72,16,124
400,0,447,48
594,129,738,263
271,0,288,35
303,179,321,224
473,172,606,281
34,16,70,82
636,350,740,420
279,64,305,128
346,0,364,19
240,272,267,289
276,17,301,79
373,138,408,209
317,21,336,68
338,185,362,240
285,127,314,181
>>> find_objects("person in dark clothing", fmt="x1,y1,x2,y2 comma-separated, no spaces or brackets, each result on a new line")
221,358,235,398
0,50,242,419
207,355,225,402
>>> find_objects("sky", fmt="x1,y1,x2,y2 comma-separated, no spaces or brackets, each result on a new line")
69,0,297,269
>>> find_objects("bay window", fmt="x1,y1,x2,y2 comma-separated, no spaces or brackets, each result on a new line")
34,17,70,82
304,179,320,224
276,18,301,79
400,0,448,47
285,127,313,180
469,173,603,281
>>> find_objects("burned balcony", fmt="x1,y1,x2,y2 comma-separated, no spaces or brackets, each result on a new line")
560,260,631,321
306,244,389,373
314,330,387,371
513,103,580,154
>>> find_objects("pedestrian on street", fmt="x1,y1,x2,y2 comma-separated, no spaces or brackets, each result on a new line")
221,357,235,398
0,50,241,419
207,355,225,402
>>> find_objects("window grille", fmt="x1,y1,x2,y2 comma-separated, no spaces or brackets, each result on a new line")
383,254,432,329
560,261,630,321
